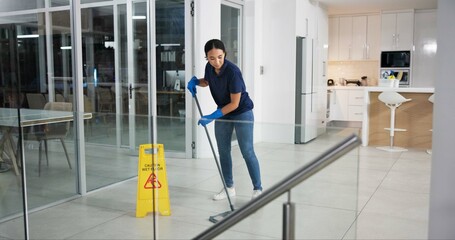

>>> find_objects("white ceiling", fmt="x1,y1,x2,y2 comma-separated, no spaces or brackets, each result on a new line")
318,0,438,15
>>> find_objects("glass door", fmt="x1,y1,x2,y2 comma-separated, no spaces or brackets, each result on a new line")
221,2,242,142
121,1,150,151
155,0,186,154
81,5,116,146
81,0,150,191
221,2,242,67
82,1,150,191
81,1,149,151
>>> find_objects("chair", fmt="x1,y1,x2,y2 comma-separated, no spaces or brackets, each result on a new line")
96,87,115,124
26,93,47,109
376,91,412,152
135,89,149,115
427,94,435,154
34,102,73,176
96,87,114,113
83,95,94,135
157,94,170,116
56,94,65,102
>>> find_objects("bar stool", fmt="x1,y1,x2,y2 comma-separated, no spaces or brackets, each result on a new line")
427,94,435,154
376,91,412,152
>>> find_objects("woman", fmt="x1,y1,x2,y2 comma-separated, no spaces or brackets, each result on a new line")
187,39,262,200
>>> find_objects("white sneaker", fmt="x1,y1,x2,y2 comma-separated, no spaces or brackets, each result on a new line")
252,190,262,199
213,187,235,201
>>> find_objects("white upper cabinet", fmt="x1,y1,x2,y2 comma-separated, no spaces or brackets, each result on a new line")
338,16,353,60
329,14,380,61
296,0,316,38
366,14,380,60
381,10,414,51
351,16,367,60
328,17,339,60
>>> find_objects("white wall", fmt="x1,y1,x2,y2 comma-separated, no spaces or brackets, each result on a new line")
428,0,455,238
258,0,326,143
245,0,264,143
260,0,297,143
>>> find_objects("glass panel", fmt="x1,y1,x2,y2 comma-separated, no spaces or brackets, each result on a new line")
82,6,116,147
0,1,45,13
81,0,112,4
215,127,360,239
0,21,24,232
80,6,129,191
51,0,69,7
51,11,72,101
221,4,240,65
155,0,185,152
221,4,241,142
0,11,76,238
133,1,149,147
118,4,129,147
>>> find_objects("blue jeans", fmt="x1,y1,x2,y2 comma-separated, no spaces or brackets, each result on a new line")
214,110,262,191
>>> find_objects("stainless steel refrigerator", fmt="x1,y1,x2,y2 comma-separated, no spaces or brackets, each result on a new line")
295,36,318,144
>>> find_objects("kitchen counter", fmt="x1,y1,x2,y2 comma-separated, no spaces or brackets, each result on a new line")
328,86,366,90
361,86,435,147
328,86,434,92
364,86,434,93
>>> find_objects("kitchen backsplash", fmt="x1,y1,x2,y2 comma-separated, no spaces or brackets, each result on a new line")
327,61,379,86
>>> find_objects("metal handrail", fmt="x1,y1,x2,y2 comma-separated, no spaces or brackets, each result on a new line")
193,134,362,240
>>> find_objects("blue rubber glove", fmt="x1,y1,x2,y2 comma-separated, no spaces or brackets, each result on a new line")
198,109,223,127
187,76,199,97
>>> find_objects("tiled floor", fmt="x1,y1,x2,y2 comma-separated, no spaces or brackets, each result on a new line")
0,128,431,239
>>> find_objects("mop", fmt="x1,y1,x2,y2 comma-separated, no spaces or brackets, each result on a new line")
193,95,235,223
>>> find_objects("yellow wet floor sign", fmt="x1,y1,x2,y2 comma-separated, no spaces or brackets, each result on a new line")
136,144,171,217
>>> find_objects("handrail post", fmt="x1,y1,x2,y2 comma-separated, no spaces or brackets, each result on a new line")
283,191,295,240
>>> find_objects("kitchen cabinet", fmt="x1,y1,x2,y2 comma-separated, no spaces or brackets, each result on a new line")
351,16,367,60
366,14,380,60
381,10,414,51
412,10,437,87
338,16,354,60
328,88,348,121
328,87,364,121
296,0,317,39
328,14,380,61
346,89,364,121
328,17,339,60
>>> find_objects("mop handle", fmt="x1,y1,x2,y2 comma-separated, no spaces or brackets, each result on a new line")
194,95,235,212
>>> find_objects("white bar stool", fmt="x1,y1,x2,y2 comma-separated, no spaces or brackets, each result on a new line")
376,91,412,152
426,94,434,154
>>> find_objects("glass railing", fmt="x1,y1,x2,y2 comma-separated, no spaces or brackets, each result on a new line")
194,133,361,239
0,110,362,239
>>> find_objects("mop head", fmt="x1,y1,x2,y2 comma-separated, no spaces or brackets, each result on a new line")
209,210,233,223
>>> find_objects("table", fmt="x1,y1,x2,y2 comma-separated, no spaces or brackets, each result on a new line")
157,90,185,116
361,87,435,147
0,108,92,175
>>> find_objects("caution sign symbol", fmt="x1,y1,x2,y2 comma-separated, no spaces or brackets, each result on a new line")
144,173,162,189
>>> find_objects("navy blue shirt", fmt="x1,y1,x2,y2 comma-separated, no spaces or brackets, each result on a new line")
204,59,254,116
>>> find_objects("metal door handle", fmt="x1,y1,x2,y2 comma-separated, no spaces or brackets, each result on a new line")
129,84,140,99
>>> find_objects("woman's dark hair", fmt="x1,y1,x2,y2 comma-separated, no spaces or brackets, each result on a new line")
204,39,226,57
